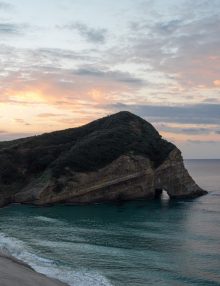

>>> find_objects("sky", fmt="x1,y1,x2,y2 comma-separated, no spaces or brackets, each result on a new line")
0,0,220,158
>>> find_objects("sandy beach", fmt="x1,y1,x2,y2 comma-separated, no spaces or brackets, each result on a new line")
0,252,69,286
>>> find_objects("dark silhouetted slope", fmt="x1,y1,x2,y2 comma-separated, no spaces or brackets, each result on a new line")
0,111,206,207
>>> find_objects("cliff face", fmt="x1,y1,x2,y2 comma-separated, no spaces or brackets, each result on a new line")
155,148,206,198
0,111,207,207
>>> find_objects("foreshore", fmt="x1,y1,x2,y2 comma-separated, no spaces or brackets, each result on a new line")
0,252,69,286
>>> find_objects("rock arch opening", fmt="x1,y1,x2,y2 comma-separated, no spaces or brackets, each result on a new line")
154,188,170,201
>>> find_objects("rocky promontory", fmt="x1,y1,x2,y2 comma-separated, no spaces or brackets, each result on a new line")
0,111,207,207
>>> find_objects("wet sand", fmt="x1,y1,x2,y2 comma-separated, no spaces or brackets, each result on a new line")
0,252,69,286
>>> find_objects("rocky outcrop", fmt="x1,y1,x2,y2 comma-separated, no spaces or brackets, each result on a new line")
154,148,206,198
14,155,154,205
13,149,206,206
0,111,207,207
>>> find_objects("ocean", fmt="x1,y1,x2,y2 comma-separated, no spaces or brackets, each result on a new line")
0,160,219,286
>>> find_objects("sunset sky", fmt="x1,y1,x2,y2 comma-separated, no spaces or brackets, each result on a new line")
0,0,220,158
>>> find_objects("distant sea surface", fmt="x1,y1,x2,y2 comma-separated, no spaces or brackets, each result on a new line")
0,160,219,286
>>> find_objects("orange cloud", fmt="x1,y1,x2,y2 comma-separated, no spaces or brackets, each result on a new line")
8,90,46,103
88,89,105,103
0,67,145,137
0,68,142,106
213,80,220,87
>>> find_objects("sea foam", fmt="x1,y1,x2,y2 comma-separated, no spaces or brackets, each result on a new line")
0,232,112,286
35,216,63,224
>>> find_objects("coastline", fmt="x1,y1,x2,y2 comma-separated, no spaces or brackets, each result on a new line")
0,252,69,286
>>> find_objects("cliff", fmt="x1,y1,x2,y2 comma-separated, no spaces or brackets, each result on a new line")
0,111,207,207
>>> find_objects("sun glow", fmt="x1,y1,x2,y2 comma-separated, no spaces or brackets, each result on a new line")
9,90,46,103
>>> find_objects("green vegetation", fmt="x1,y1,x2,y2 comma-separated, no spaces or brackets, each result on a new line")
0,111,175,190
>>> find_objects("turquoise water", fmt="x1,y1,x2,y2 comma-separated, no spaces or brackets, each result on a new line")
0,160,219,286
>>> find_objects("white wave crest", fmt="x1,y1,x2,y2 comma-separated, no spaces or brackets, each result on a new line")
0,232,112,286
35,216,63,223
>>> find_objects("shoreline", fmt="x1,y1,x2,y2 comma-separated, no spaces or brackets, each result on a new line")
0,252,69,286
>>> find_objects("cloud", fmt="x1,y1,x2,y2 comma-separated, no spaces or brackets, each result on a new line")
0,132,36,141
14,118,31,126
155,123,212,135
213,80,220,87
153,19,183,35
203,98,220,103
188,140,220,144
0,43,136,109
109,103,220,124
0,23,26,36
0,23,19,34
59,22,107,43
0,1,12,10
124,2,220,89
0,64,144,108
74,67,145,85
181,128,211,134
37,113,65,118
33,47,92,62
